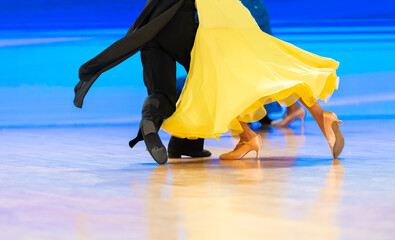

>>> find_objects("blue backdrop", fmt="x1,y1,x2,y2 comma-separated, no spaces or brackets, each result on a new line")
1,0,395,127
1,0,395,29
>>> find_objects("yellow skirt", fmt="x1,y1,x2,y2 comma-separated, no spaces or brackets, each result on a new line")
162,0,339,139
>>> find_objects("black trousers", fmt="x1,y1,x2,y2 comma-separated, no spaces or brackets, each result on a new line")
138,41,205,153
140,40,179,116
140,0,197,121
129,0,202,151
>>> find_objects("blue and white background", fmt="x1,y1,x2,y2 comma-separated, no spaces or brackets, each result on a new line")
1,0,395,127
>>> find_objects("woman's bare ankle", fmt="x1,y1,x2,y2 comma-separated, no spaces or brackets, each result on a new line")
239,132,257,142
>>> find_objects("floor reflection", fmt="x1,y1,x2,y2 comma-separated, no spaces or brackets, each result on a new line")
142,153,344,239
2,120,395,239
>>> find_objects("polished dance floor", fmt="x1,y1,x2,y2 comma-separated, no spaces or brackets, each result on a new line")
1,22,395,239
1,119,395,240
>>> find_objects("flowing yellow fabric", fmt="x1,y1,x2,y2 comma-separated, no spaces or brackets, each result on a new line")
162,0,340,139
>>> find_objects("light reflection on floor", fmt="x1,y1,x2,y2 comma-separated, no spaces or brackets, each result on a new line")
0,119,394,239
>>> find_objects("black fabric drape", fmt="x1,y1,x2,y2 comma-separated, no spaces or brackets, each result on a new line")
74,0,184,108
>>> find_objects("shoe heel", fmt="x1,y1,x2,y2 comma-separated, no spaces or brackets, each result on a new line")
326,112,342,123
256,149,261,158
255,135,263,158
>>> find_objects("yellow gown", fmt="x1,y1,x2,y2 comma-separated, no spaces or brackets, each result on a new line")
161,0,339,139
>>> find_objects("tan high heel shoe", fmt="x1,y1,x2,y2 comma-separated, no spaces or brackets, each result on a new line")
234,141,247,151
220,135,263,160
271,106,306,127
323,111,345,159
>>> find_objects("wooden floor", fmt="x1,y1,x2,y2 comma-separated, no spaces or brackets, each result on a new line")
1,119,395,240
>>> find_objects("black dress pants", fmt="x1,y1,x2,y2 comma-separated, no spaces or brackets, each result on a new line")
140,40,178,124
138,40,205,154
129,0,202,151
139,0,197,126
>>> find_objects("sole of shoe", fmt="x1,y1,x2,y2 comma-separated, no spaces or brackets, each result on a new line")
141,120,167,164
332,121,345,159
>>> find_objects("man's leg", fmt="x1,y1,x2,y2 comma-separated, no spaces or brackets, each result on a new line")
167,75,211,158
139,41,177,164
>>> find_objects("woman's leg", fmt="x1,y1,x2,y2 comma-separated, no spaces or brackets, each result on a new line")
299,99,344,158
239,122,258,143
298,100,325,135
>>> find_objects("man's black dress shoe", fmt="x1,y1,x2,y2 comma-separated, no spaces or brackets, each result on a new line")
167,137,211,158
140,120,168,164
